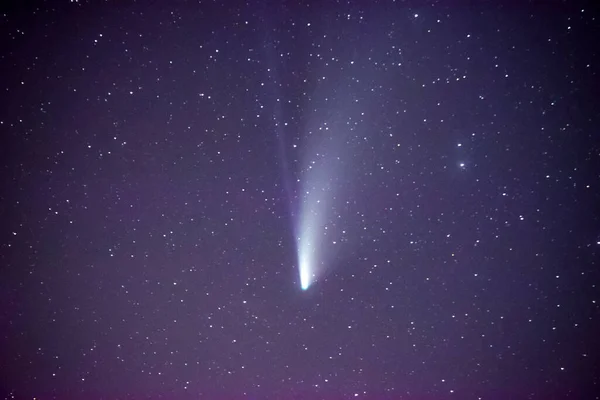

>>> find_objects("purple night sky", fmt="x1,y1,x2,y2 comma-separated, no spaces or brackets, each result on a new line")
1,1,599,399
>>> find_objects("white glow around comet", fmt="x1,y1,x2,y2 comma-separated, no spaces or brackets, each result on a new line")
297,203,322,290
297,205,318,290
292,76,381,291
296,142,343,291
299,254,311,290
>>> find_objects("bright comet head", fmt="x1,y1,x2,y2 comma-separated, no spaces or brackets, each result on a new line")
298,241,313,290
300,266,310,290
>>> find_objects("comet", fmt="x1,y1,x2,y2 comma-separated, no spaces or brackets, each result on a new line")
297,205,317,290
299,256,311,291
297,206,321,291
293,78,359,291
295,143,341,291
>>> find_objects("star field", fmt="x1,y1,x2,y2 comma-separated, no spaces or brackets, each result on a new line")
1,2,599,399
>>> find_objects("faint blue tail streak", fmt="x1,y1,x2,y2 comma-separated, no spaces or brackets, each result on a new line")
260,13,304,289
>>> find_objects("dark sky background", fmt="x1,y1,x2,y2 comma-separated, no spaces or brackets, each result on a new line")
1,1,599,399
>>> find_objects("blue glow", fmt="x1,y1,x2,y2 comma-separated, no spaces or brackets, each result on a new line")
298,239,312,290
295,121,346,291
300,270,310,290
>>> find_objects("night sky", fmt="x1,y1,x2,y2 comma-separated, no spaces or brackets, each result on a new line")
1,1,599,399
